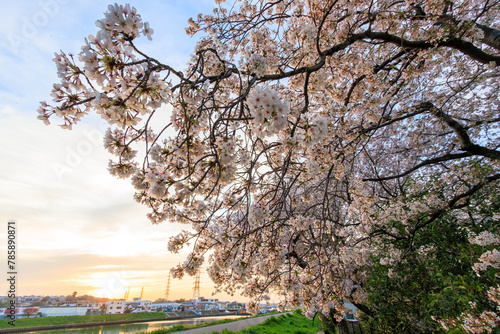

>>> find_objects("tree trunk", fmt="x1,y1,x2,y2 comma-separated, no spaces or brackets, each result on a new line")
477,24,500,51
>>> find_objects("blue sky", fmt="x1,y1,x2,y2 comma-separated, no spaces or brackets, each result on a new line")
0,0,241,302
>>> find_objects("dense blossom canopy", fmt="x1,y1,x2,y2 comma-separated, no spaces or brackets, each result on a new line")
39,1,499,332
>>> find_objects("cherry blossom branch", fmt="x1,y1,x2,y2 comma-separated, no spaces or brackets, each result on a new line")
411,173,500,233
425,102,500,160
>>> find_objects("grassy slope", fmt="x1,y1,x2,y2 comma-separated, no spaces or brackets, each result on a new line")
231,312,318,334
141,311,318,334
0,312,167,329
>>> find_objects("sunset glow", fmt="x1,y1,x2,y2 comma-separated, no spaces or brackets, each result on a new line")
0,0,245,303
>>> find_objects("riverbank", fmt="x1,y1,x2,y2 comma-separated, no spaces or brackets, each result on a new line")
0,311,242,333
139,310,319,334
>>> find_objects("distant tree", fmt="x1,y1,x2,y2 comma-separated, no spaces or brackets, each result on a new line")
175,298,186,303
154,298,168,303
4,308,19,315
23,308,40,318
72,291,78,298
0,300,10,308
96,297,110,303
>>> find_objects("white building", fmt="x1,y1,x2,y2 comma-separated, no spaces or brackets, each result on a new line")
38,307,89,317
106,300,126,314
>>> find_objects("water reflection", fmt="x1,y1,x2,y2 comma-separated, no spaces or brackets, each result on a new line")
24,316,243,334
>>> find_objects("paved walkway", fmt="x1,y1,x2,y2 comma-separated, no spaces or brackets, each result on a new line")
171,313,284,334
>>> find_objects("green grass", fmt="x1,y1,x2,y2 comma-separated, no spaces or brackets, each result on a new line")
232,311,318,334
0,312,167,329
141,310,318,334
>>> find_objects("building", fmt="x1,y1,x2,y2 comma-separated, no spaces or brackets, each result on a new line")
198,299,219,311
180,301,197,311
151,302,181,312
125,298,152,313
105,300,126,314
217,301,229,310
37,307,88,317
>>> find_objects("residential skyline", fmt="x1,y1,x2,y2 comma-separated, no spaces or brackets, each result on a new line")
0,0,249,303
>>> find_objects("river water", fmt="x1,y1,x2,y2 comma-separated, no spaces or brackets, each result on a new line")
24,315,244,334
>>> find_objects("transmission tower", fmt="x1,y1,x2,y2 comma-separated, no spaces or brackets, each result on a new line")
165,273,171,301
124,286,130,301
140,286,144,300
192,269,201,301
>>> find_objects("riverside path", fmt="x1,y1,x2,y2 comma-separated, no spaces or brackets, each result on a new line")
171,313,287,334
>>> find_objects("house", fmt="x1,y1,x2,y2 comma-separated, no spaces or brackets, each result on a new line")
199,299,219,311
88,303,106,314
105,300,126,314
125,298,152,313
151,302,181,312
180,301,197,311
217,301,229,310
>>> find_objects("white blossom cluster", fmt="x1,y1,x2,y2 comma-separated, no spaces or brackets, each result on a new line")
95,3,153,40
247,53,268,77
247,86,289,136
473,249,500,275
470,231,500,246
248,202,268,226
302,116,329,146
143,167,175,200
214,136,236,164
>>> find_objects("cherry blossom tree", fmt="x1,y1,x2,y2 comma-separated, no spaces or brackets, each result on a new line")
22,307,40,318
39,1,499,332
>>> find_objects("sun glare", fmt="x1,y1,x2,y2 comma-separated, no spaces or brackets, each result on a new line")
82,271,132,299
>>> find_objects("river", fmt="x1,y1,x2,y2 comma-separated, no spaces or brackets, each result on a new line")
23,315,245,334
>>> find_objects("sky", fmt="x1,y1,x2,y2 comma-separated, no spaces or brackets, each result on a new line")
0,0,244,303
